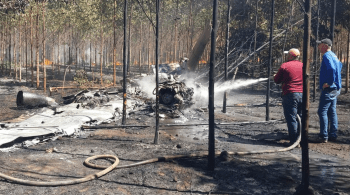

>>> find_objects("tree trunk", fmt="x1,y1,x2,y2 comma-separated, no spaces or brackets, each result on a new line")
100,10,103,85
139,22,143,74
42,2,46,92
90,42,92,72
113,0,116,85
100,0,103,85
36,5,40,89
94,44,97,80
148,25,150,73
76,47,78,71
127,3,133,75
346,31,350,93
52,35,55,79
173,0,179,62
8,19,10,76
14,26,17,79
30,8,33,87
187,0,193,56
19,15,22,82
58,32,60,75
25,18,28,82
1,19,3,75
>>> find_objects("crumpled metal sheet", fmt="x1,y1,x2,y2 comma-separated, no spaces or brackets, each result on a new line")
0,92,135,147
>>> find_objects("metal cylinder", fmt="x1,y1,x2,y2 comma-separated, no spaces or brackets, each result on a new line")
16,91,56,108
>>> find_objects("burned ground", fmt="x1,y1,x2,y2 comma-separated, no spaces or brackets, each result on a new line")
0,72,350,195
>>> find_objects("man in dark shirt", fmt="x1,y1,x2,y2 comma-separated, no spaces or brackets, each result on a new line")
274,48,303,145
316,38,342,143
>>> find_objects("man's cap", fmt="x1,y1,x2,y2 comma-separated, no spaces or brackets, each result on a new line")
288,48,300,57
316,38,332,46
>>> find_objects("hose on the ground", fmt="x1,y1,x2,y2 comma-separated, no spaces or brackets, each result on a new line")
0,116,301,186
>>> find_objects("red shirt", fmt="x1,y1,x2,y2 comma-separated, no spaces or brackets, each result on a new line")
274,60,303,96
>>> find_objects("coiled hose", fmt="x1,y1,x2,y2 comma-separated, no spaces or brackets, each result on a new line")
0,116,301,186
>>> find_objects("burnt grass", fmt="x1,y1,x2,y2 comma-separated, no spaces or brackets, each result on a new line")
0,68,350,195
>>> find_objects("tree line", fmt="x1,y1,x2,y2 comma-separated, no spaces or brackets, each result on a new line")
0,0,349,90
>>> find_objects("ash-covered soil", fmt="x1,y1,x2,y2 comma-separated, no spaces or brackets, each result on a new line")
0,71,350,195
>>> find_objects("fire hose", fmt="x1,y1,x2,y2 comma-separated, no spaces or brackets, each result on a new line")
0,116,301,186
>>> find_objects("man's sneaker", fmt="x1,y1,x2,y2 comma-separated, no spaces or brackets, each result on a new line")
329,137,337,142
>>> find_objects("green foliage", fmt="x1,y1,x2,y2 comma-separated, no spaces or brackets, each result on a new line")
73,69,89,86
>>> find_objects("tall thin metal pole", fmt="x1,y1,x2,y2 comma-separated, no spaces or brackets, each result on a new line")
208,0,218,171
313,0,320,101
223,0,230,113
330,0,336,43
154,0,160,144
122,0,128,125
266,0,274,121
300,0,312,193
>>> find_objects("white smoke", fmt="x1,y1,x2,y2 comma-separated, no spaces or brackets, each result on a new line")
135,72,268,108
134,74,169,99
181,76,268,108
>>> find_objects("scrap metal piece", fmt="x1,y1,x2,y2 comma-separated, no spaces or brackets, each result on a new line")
157,77,194,108
16,91,58,108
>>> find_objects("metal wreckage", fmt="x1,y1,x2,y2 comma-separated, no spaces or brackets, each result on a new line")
152,60,195,110
157,75,194,108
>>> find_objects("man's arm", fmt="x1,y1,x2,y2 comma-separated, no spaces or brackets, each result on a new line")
274,67,284,84
323,55,336,89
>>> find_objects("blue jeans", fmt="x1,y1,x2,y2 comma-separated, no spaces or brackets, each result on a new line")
282,93,302,143
318,89,340,140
